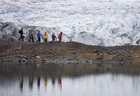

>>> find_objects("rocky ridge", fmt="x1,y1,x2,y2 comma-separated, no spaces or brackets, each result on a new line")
0,39,140,65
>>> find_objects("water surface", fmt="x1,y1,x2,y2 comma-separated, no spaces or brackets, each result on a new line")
0,63,140,96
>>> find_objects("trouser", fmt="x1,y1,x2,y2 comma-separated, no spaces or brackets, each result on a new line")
36,37,41,43
44,38,47,42
52,38,55,41
29,36,34,42
18,35,24,41
59,38,62,42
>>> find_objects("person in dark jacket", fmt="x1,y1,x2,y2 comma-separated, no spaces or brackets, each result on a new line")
18,28,24,41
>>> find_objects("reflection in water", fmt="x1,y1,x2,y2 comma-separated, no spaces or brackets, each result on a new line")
44,77,48,89
52,77,55,87
37,76,41,90
19,76,23,92
29,76,33,90
58,77,62,88
0,74,140,96
1,64,140,96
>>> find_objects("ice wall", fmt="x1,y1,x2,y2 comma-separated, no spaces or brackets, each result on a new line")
0,0,140,46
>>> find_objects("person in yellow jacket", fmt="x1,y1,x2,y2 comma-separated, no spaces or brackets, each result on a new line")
44,32,49,42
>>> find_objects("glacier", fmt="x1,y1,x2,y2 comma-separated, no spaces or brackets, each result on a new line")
0,0,140,46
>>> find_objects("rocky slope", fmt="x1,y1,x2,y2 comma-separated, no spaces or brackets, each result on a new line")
0,39,140,65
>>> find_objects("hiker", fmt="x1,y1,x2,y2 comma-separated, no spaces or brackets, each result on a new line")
58,32,63,42
18,28,24,41
51,33,56,42
36,30,41,43
29,30,34,42
44,32,49,42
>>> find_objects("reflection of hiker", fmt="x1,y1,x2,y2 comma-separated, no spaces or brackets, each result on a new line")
29,76,33,90
52,77,55,86
58,32,63,42
58,77,62,88
20,76,23,91
29,30,34,42
18,28,24,41
51,33,56,42
44,32,48,42
37,77,40,89
36,30,41,43
44,77,48,89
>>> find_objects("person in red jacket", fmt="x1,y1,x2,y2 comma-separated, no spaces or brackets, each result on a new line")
58,32,62,42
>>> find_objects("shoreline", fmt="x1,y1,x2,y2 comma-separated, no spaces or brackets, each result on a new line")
1,63,140,77
0,39,140,65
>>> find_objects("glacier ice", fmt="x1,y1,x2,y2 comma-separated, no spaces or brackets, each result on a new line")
0,0,140,46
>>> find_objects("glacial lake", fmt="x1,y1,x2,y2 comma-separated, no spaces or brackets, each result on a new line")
0,63,140,96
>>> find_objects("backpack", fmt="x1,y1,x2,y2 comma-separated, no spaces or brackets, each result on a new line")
19,30,23,34
19,30,21,34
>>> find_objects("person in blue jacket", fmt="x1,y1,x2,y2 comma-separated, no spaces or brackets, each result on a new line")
51,33,56,42
36,30,41,43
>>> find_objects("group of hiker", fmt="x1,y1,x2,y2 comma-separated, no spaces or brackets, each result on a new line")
18,28,63,43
